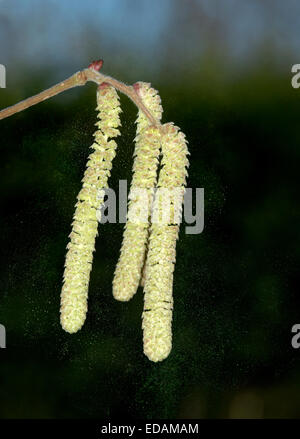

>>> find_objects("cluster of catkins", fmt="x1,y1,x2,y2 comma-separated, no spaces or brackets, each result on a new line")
60,82,189,362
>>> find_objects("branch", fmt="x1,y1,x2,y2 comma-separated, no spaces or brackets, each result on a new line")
0,60,160,127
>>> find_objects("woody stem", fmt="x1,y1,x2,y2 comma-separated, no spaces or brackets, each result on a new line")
0,67,160,127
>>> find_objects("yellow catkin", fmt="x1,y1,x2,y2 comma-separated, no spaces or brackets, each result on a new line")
60,86,121,333
112,82,163,301
142,122,189,362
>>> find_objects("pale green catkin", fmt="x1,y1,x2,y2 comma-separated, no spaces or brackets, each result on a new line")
112,82,163,301
60,86,121,333
142,122,189,362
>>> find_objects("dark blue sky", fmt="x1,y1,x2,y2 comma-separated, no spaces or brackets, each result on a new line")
0,0,299,81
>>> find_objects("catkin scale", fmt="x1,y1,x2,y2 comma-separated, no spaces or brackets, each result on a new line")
60,86,121,333
112,82,163,301
142,123,189,362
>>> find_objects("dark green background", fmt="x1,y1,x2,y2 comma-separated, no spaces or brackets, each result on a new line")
1,0,300,419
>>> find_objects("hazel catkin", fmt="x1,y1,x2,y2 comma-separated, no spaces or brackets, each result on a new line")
60,86,121,333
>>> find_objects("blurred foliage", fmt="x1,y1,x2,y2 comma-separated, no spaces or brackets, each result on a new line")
0,60,300,419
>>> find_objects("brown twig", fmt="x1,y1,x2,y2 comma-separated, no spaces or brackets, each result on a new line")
0,61,160,127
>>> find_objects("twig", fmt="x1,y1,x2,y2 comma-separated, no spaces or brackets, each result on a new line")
0,60,160,127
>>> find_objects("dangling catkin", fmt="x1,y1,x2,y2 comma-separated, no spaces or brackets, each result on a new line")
60,85,121,333
112,82,163,301
142,122,189,362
